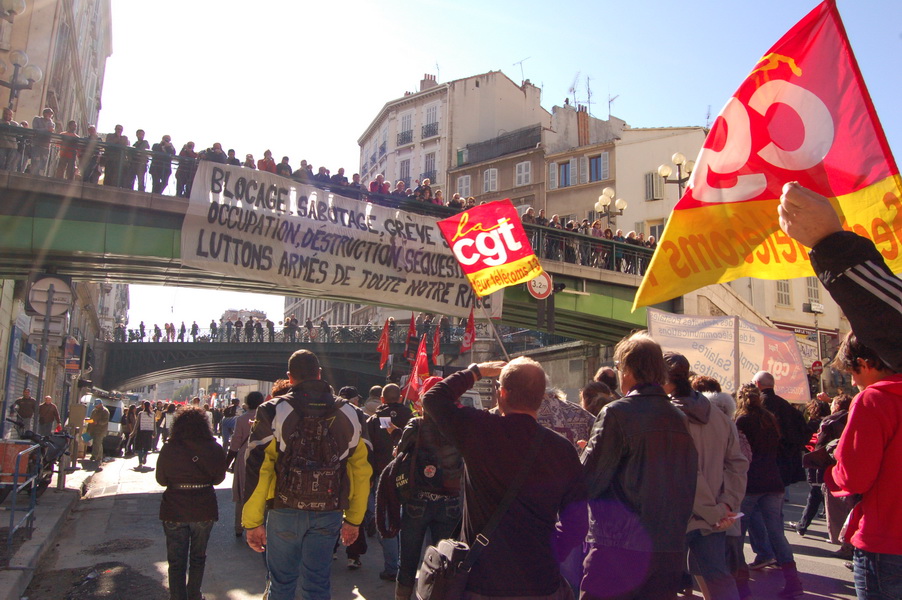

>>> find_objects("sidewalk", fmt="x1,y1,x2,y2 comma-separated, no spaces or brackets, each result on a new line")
0,458,99,600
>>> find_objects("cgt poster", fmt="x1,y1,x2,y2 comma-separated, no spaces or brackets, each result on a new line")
647,308,809,403
180,162,502,319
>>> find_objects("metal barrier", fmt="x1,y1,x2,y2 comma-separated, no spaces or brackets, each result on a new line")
0,440,40,568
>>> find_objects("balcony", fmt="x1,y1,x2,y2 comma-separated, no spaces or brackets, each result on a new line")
379,142,387,157
420,170,436,183
421,122,439,139
397,130,413,146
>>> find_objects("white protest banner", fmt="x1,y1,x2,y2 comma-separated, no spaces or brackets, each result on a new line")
647,308,810,403
180,162,502,319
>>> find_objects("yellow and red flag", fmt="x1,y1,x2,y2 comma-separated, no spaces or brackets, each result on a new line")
634,0,902,309
437,200,543,297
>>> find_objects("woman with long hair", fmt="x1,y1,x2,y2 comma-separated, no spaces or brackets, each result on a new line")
790,399,832,536
735,383,803,598
156,406,227,600
161,403,177,445
134,400,155,468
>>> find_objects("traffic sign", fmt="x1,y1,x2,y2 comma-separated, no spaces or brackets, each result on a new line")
527,271,553,300
811,360,824,376
27,275,73,317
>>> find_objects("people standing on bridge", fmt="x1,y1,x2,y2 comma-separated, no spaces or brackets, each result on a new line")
139,321,146,342
153,323,162,342
320,317,330,342
0,107,18,171
175,141,198,197
103,124,130,188
156,405,227,600
55,120,79,180
150,134,176,194
30,107,55,176
224,318,233,342
37,395,61,437
190,321,199,342
266,319,275,343
305,317,315,341
80,125,102,184
257,149,277,173
233,317,243,343
127,128,150,191
255,318,264,342
209,319,217,341
243,349,372,600
246,317,256,343
178,322,187,342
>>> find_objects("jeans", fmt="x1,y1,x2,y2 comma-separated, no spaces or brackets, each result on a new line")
686,530,739,600
265,508,342,600
797,483,824,532
853,548,902,599
740,492,794,565
367,489,399,573
397,495,461,587
163,520,214,600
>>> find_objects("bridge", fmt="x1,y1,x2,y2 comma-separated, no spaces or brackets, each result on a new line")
0,143,674,353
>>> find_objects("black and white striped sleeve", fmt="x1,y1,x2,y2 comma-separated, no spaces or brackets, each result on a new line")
810,231,902,372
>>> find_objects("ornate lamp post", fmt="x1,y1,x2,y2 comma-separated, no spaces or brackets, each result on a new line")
595,186,627,218
657,152,695,198
1,0,26,23
0,48,43,110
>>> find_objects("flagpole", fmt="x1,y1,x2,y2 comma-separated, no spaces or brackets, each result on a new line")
477,298,510,361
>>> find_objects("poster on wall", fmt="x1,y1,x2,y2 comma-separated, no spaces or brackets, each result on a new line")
180,162,502,319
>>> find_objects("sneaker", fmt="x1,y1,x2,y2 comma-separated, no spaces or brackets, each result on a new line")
844,561,853,571
749,557,777,570
788,521,806,536
348,558,362,569
379,571,397,581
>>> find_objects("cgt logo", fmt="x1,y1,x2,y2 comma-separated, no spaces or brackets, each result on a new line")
450,213,523,267
690,57,835,204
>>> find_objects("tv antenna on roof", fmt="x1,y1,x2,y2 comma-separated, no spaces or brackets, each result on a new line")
513,57,530,83
608,94,619,118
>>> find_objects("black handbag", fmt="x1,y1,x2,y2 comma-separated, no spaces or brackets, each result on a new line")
415,426,545,600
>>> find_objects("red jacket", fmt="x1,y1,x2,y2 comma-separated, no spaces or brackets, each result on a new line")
826,374,902,554
257,157,277,173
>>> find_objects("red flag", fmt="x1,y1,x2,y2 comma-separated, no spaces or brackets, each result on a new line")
460,307,475,353
404,336,431,412
377,318,391,370
402,313,416,362
432,321,441,365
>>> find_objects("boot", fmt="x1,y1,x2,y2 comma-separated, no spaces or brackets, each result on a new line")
778,561,804,598
395,582,414,600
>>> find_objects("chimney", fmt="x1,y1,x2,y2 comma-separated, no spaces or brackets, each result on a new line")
420,74,438,92
577,105,589,146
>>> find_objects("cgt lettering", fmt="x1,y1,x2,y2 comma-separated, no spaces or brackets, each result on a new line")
452,218,522,267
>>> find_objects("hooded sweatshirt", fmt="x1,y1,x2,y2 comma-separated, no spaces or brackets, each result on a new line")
671,391,748,533
826,374,902,554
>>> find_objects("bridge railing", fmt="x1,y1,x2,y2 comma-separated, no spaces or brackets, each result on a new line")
106,323,575,350
1,125,654,274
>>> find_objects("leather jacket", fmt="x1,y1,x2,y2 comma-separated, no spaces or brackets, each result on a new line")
582,384,698,552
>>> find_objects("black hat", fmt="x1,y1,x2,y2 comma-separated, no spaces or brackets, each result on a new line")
338,386,360,400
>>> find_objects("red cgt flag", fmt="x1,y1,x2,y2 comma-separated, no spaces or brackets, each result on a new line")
404,335,431,413
635,0,902,309
402,313,416,362
431,321,441,365
459,307,475,353
377,318,391,370
437,199,543,297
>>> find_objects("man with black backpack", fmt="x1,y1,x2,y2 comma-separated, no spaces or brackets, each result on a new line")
243,349,372,600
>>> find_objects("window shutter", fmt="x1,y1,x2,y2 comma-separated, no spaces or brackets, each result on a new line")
548,163,557,190
579,156,589,184
569,158,578,185
601,152,609,180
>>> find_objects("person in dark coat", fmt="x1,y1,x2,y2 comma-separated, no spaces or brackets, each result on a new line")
156,406,227,600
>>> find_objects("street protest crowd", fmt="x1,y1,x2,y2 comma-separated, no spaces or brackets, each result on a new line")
92,184,890,600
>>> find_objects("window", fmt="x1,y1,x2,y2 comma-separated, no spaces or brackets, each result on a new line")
589,152,610,182
457,175,471,197
515,161,531,186
399,159,410,186
421,152,436,182
776,280,791,306
483,168,498,193
398,112,413,145
423,104,439,137
645,172,664,200
649,220,666,241
806,277,820,303
559,162,571,187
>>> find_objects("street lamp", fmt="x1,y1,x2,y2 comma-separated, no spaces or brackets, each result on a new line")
657,152,695,198
595,186,628,217
1,0,26,23
0,47,43,110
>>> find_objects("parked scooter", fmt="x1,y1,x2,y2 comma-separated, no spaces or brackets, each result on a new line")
0,418,73,502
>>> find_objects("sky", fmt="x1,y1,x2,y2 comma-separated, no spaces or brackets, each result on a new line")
99,0,902,329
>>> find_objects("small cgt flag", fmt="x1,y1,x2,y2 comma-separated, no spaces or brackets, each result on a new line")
377,318,391,370
460,307,475,353
437,200,543,297
634,0,902,309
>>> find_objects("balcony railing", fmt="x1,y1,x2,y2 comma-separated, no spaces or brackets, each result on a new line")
421,122,439,138
420,170,436,183
397,130,413,145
